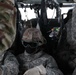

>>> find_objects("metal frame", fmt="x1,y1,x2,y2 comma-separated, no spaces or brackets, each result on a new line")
17,0,74,3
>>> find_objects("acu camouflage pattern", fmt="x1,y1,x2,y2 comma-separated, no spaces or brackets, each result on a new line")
68,6,76,74
65,6,76,50
0,0,19,75
56,6,76,74
68,6,76,49
0,51,19,75
18,50,63,75
65,6,76,68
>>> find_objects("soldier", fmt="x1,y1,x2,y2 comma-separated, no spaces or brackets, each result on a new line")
70,0,76,75
66,0,76,69
0,0,19,75
17,27,64,75
56,0,76,74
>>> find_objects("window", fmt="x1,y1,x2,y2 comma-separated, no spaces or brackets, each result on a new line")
47,7,56,19
19,7,36,20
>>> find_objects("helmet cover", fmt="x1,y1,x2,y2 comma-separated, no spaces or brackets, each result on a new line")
22,28,46,46
0,0,16,53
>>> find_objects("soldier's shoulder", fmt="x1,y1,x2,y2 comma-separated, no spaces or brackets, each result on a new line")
43,52,55,60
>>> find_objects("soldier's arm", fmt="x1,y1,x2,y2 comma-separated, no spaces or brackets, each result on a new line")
1,52,19,75
46,56,64,75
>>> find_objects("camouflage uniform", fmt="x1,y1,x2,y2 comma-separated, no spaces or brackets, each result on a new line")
18,28,63,75
69,5,76,75
61,6,76,68
56,5,76,75
0,0,19,75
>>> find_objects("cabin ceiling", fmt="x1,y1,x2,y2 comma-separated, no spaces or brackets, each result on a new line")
18,0,74,3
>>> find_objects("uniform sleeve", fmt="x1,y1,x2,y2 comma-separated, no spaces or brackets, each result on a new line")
46,56,64,75
1,52,19,75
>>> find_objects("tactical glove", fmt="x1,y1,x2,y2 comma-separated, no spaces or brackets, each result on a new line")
23,65,46,75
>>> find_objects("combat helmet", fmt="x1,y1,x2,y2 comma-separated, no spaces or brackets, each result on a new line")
0,0,15,5
22,28,46,48
0,0,16,53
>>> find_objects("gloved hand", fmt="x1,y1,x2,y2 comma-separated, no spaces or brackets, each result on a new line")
23,65,46,75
